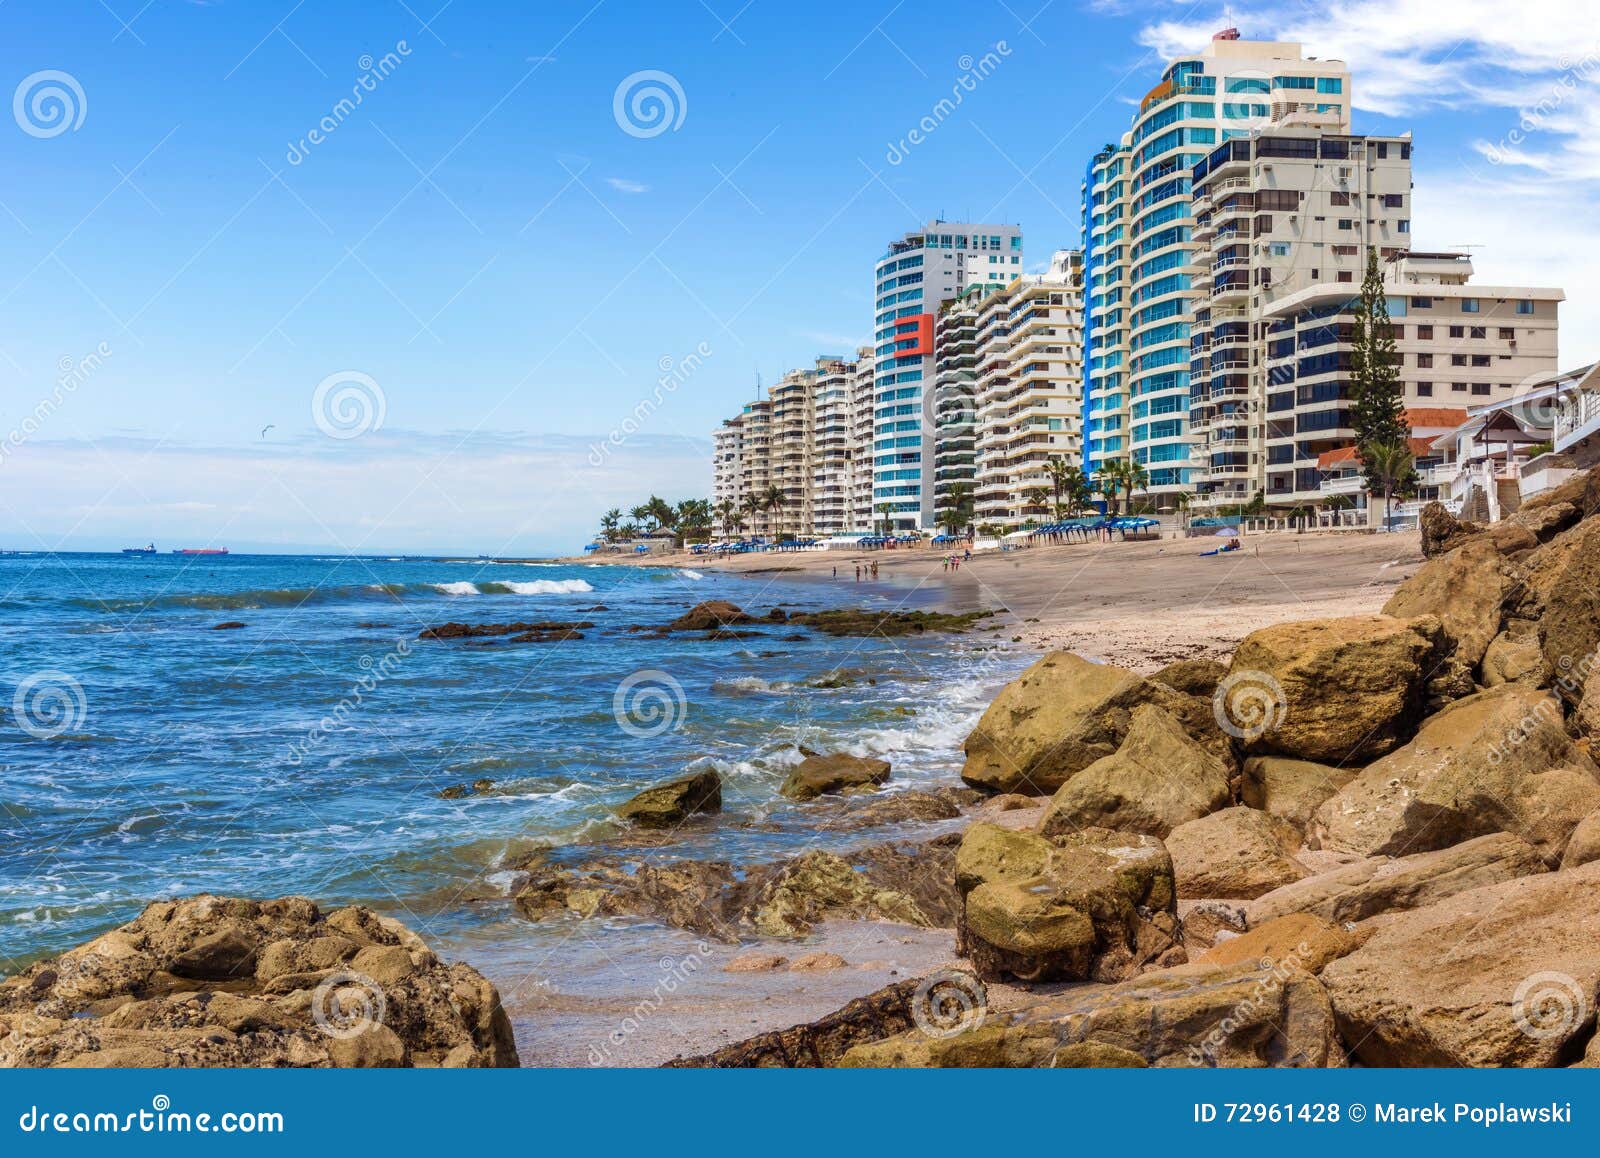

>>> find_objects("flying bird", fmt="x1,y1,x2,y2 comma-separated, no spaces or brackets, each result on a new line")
260,424,275,439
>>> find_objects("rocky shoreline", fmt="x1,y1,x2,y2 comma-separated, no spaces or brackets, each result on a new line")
10,470,1600,1067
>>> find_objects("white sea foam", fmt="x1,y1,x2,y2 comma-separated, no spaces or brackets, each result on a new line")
502,579,594,595
432,581,480,595
676,568,705,580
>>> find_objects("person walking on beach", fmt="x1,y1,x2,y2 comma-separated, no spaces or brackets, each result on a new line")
832,565,837,578
854,565,861,581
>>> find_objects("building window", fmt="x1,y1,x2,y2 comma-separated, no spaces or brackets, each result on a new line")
1517,299,1534,314
1417,353,1433,368
1397,220,1410,232
1452,382,1468,392
1472,383,1491,396
1336,271,1353,283
1451,354,1467,366
1337,219,1354,230
1472,354,1491,367
1330,191,1351,206
1413,297,1433,309
1499,327,1516,339
1317,77,1344,94
1462,298,1480,313
1416,381,1434,396
1469,326,1486,339
1417,324,1433,339
1449,325,1465,338
1382,194,1404,208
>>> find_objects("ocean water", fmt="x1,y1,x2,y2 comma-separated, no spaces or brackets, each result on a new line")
0,552,1025,972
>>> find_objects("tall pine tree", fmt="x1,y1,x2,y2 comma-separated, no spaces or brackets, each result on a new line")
1348,246,1410,494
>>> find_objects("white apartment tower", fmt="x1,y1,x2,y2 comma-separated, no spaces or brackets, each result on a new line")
874,221,1023,531
1080,31,1353,502
972,250,1086,528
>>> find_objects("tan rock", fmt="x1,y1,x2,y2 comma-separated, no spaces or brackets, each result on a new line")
1038,705,1231,838
788,952,847,971
0,895,518,1068
954,823,1182,984
1150,657,1228,698
1579,651,1600,739
1197,914,1357,975
1321,862,1600,1066
616,770,722,828
1165,807,1309,899
961,652,1229,796
1481,627,1545,687
1382,539,1511,667
1226,614,1447,764
1309,685,1600,864
841,960,1343,1068
724,953,788,973
1247,833,1549,925
1513,517,1600,683
1177,900,1248,954
1562,810,1600,869
1241,755,1359,832
779,752,890,801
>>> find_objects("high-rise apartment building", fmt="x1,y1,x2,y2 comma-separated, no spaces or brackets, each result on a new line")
849,348,877,533
811,355,857,537
971,250,1086,528
932,291,981,530
1187,126,1413,508
874,221,1023,530
768,366,815,536
1081,32,1352,501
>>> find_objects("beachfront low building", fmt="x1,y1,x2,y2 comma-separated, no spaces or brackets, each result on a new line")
1257,252,1563,509
971,250,1086,529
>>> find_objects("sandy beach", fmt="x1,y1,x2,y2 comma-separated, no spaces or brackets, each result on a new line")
569,530,1422,670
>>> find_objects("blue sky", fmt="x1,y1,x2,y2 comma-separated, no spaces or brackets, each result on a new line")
2,0,1596,553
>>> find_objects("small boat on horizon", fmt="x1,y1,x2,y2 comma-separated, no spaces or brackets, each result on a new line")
172,547,229,555
121,543,156,556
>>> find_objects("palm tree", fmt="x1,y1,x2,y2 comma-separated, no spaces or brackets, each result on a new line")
875,501,894,536
1096,461,1127,516
741,492,764,538
1363,439,1415,531
940,483,975,537
1046,456,1084,515
1024,486,1050,518
1122,460,1149,515
675,498,712,543
713,498,738,538
760,484,785,537
599,508,622,543
642,495,676,534
629,503,652,530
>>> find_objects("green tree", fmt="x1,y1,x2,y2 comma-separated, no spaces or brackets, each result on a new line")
1349,247,1409,493
940,482,975,537
599,508,622,542
1122,459,1149,514
875,501,894,536
674,498,712,543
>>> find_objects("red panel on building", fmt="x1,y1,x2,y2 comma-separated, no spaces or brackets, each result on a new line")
894,313,934,356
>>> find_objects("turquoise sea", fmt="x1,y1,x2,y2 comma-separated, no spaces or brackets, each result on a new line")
0,552,1024,989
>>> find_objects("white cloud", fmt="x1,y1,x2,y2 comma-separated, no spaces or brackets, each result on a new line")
605,177,650,194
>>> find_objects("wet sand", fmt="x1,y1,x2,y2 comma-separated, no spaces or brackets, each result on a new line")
571,531,1422,671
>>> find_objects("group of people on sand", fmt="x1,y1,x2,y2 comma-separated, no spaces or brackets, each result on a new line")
833,562,881,581
941,551,971,573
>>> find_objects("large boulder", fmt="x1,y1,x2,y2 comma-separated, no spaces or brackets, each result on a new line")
840,960,1343,1068
615,770,722,827
1241,755,1359,832
0,896,518,1068
961,652,1228,796
954,823,1182,984
1150,657,1228,698
1038,705,1231,838
1246,833,1549,925
1512,517,1600,684
1381,539,1511,668
779,752,890,801
1225,615,1448,764
1321,862,1600,1066
1165,807,1309,900
1578,651,1600,739
1308,685,1600,864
